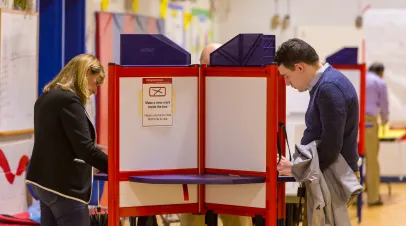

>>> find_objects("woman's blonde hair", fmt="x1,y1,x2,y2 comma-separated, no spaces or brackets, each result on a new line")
43,54,105,105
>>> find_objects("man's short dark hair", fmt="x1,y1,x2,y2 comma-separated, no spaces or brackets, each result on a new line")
368,62,385,74
274,38,319,70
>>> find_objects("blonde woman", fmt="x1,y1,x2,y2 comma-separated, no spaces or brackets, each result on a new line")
26,54,108,226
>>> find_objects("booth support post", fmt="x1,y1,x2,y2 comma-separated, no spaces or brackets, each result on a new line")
265,66,278,225
331,64,366,224
198,66,207,215
359,64,366,157
358,63,366,224
108,63,120,226
277,68,287,226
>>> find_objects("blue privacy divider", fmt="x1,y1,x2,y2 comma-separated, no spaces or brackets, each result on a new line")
326,47,358,65
210,33,276,66
120,34,191,66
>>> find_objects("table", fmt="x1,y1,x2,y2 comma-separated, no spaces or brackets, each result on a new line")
94,174,296,226
357,123,406,223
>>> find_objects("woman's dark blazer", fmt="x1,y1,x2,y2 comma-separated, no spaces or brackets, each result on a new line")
26,87,108,203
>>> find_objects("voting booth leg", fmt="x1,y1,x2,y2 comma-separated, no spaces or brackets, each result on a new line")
285,204,298,226
136,216,158,226
253,215,265,226
205,211,218,226
357,158,364,223
129,217,136,226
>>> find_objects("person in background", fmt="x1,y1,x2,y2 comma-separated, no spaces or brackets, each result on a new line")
26,54,108,226
179,43,253,226
365,62,389,206
274,38,360,226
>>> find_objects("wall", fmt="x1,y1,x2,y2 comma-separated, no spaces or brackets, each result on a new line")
7,0,405,215
0,0,210,215
213,0,406,185
213,0,406,123
214,0,406,46
84,0,211,124
0,0,37,215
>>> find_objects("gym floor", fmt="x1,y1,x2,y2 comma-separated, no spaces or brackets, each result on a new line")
348,183,406,226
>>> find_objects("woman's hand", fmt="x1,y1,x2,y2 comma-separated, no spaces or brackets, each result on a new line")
96,144,108,150
93,168,100,174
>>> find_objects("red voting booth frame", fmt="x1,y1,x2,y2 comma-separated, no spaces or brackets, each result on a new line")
200,65,287,224
106,63,287,226
332,64,366,156
107,64,200,224
332,64,366,224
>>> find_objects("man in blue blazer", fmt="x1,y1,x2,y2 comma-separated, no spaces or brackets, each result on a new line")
274,38,361,226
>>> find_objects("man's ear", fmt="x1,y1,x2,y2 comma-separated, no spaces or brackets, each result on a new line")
294,63,304,72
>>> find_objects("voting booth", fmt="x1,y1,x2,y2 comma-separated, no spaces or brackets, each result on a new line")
94,33,292,226
330,65,366,156
200,64,286,224
201,34,288,225
106,63,200,218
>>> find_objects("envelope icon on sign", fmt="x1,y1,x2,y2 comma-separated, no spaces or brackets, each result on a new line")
149,87,166,97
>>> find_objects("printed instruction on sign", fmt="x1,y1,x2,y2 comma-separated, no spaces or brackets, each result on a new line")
142,78,173,127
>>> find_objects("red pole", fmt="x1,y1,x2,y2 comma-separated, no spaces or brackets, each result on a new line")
108,63,120,226
276,66,287,223
266,65,278,225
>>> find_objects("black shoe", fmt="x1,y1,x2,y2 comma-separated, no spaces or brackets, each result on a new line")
368,200,383,207
352,200,363,206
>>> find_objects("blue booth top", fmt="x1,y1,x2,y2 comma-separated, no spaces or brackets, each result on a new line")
120,34,191,66
210,33,276,67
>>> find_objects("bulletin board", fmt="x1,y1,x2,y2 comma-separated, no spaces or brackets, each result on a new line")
165,3,185,48
95,11,165,147
188,8,213,64
95,11,165,207
0,10,38,134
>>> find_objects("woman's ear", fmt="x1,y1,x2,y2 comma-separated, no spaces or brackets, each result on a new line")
90,66,100,74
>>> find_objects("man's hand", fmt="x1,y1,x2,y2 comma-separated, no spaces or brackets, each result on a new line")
277,154,292,176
